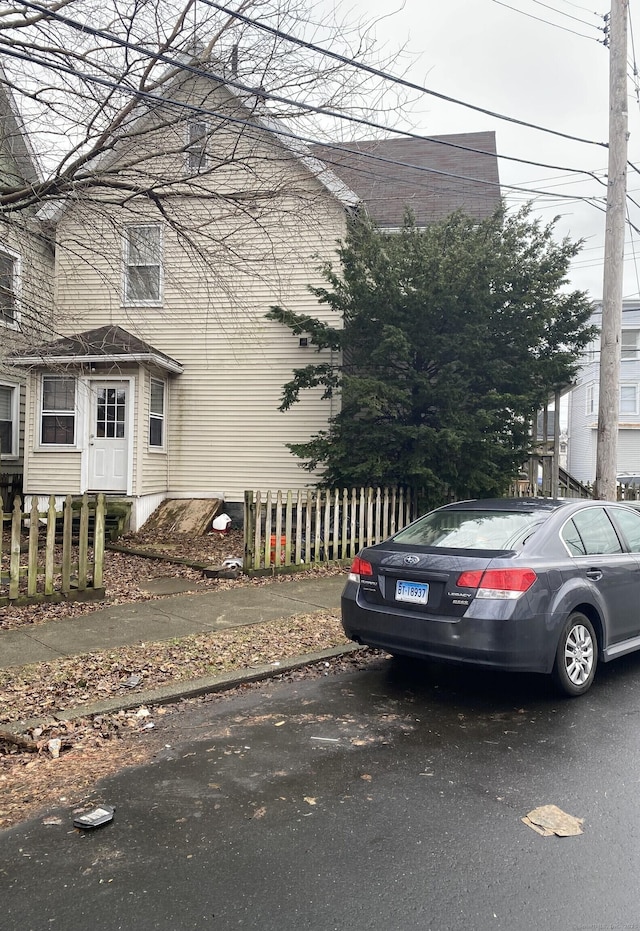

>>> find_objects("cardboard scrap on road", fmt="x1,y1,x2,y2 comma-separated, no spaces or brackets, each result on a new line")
522,804,584,837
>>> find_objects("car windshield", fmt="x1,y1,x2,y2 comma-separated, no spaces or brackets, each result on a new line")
392,509,546,550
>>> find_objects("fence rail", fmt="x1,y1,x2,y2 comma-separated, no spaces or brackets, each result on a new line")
244,487,422,571
0,493,106,605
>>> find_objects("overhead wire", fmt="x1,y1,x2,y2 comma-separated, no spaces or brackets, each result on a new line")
201,0,610,149
528,0,606,30
489,0,606,41
7,0,640,267
2,1,613,208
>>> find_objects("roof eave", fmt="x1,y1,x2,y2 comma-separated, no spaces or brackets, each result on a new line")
9,352,184,374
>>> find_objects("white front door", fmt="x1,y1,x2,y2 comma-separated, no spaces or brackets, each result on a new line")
88,381,129,492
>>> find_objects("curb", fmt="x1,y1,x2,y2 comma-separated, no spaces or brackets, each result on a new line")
5,644,368,734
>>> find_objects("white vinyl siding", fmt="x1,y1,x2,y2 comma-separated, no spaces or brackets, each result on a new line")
123,224,162,305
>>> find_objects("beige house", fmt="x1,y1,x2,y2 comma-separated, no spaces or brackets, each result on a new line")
0,78,55,504
9,61,500,528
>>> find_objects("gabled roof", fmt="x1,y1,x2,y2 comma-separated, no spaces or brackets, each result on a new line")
37,55,361,225
310,132,501,228
10,325,183,374
0,66,41,187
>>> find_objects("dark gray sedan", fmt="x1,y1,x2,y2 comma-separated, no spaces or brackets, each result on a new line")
341,498,640,696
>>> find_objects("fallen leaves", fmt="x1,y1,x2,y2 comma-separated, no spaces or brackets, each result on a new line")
0,612,349,725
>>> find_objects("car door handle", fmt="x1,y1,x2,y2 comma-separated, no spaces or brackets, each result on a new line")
585,569,603,581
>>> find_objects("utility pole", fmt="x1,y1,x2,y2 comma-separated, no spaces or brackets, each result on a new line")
595,0,628,500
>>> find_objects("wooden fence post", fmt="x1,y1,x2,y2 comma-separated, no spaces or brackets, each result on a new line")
9,496,21,600
93,494,105,590
78,493,89,590
27,498,39,597
62,495,72,594
44,495,57,596
243,491,255,571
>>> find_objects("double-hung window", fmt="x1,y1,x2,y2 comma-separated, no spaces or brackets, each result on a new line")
41,375,76,445
186,121,208,172
0,384,17,457
622,329,640,360
123,224,162,305
585,383,597,417
620,384,639,416
149,378,165,448
0,248,18,325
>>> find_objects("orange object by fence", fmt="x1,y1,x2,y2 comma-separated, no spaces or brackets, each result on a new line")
269,534,287,563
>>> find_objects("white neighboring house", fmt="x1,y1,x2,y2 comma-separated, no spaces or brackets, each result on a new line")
567,300,640,484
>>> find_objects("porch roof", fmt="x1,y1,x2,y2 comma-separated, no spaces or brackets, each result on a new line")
10,325,184,374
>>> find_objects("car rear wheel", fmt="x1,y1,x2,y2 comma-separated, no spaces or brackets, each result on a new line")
552,612,598,696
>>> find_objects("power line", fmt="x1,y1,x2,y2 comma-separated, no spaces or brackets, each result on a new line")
530,0,606,30
7,0,609,188
3,2,612,202
201,0,609,149
489,0,606,41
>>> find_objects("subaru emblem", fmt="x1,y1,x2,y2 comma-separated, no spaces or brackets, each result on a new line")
403,555,420,565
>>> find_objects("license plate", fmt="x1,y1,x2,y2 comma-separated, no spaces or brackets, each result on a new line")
395,580,429,605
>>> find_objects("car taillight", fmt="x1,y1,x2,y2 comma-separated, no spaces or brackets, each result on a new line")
456,568,537,600
349,555,374,581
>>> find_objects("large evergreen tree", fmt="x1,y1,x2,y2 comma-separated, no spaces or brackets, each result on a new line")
267,206,595,498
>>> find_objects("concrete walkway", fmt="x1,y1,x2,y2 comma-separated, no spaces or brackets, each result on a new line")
0,576,346,670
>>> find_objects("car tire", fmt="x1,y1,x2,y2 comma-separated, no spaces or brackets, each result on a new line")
552,612,598,697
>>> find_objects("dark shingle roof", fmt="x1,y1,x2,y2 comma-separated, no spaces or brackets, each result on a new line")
310,132,501,228
11,325,183,373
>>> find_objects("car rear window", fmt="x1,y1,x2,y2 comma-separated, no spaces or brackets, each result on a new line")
392,509,545,550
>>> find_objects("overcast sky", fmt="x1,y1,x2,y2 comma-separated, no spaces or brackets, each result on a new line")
324,0,638,301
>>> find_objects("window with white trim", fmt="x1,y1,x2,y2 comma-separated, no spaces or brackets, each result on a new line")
586,383,597,417
0,383,17,457
123,224,162,304
622,329,640,360
40,375,76,445
0,248,18,325
186,121,208,172
620,383,639,416
149,377,165,448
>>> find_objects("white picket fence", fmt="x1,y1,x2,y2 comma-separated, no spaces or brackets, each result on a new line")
243,487,422,571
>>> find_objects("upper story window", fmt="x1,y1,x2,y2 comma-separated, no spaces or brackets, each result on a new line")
622,329,640,360
123,224,162,305
584,338,599,363
186,121,208,172
0,247,19,326
620,383,639,416
40,375,76,446
149,377,165,448
585,382,597,417
0,383,18,457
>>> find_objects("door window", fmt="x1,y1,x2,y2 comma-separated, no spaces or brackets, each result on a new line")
608,506,640,553
96,387,126,438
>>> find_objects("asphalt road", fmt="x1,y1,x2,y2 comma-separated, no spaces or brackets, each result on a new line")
3,653,640,931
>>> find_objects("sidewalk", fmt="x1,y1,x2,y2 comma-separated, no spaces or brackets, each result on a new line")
0,576,347,670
